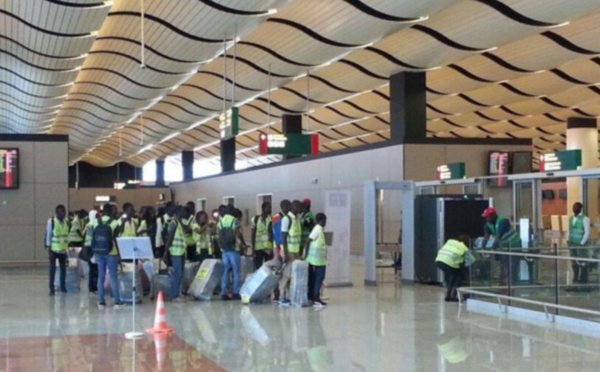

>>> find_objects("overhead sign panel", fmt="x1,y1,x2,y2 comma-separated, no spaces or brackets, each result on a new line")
436,162,465,181
539,150,581,172
220,107,239,140
259,133,319,156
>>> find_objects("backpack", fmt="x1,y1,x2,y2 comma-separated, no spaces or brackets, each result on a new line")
218,218,237,251
92,218,114,255
272,214,283,245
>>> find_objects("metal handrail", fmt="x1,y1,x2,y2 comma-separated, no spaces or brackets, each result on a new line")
457,288,600,318
474,249,600,264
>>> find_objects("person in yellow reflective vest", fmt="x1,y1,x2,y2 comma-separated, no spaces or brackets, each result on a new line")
435,235,471,302
184,201,197,260
117,202,138,238
45,204,69,296
278,199,302,306
193,211,213,263
91,204,122,309
164,206,189,302
251,202,274,270
68,210,86,247
303,213,328,309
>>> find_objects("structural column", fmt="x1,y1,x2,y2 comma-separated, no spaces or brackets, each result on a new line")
282,114,302,160
566,118,599,226
182,150,194,181
221,137,236,173
156,159,165,186
389,72,426,143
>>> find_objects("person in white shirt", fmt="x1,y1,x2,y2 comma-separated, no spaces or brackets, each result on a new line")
566,202,591,285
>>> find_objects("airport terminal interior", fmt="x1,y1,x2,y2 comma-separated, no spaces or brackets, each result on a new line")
4,0,600,371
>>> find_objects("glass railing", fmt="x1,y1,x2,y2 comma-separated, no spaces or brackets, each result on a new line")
460,238,600,321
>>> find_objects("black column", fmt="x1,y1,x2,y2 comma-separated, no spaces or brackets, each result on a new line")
182,150,194,181
221,137,236,173
390,72,426,143
156,159,165,186
567,117,597,129
282,114,302,160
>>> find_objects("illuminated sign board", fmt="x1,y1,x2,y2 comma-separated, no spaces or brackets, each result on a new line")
539,150,581,172
436,163,465,181
259,133,319,156
220,107,239,140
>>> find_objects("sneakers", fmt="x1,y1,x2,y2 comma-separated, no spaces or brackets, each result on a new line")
278,298,291,307
221,294,231,301
60,287,67,293
172,297,187,303
232,294,242,301
313,300,327,309
113,302,125,309
97,302,106,310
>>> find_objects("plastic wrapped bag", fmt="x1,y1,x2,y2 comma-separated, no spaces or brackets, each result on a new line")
189,259,223,301
240,264,279,304
290,260,309,307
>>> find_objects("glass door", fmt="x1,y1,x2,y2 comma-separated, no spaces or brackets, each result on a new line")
513,180,539,241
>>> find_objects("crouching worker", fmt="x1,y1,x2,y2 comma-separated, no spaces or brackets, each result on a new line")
435,235,472,302
303,213,328,309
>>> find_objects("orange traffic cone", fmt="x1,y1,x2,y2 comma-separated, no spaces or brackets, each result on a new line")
146,291,174,334
152,332,168,371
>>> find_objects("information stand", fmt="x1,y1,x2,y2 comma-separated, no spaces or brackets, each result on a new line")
117,237,153,339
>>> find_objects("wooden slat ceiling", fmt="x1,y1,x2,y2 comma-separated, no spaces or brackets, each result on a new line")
3,0,600,168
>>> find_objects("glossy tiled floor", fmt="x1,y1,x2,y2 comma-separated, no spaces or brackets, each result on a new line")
1,265,600,371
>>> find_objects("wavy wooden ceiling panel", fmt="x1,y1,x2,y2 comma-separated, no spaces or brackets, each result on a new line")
3,0,600,167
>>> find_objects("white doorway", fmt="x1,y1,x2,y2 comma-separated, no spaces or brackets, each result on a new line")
196,198,207,213
223,196,235,206
256,193,273,214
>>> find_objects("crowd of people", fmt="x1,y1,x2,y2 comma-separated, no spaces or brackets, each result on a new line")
45,198,329,309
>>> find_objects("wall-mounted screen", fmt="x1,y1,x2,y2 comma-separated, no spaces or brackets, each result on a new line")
0,148,19,189
488,151,510,188
541,190,555,200
512,151,533,174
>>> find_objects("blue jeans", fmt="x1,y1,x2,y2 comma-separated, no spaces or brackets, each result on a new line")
221,250,241,295
171,255,185,300
97,254,120,304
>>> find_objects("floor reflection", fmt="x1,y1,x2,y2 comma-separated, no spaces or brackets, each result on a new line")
0,333,224,372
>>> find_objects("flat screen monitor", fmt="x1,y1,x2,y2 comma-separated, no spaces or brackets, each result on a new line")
488,151,510,188
541,190,555,200
0,148,19,189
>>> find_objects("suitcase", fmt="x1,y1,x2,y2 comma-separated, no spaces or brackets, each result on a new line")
182,262,201,294
240,256,255,284
290,260,309,307
151,261,173,300
189,259,223,301
55,258,80,291
142,259,160,295
118,263,143,304
240,264,279,304
78,258,89,280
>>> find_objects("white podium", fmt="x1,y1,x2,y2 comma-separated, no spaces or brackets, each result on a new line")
117,237,153,339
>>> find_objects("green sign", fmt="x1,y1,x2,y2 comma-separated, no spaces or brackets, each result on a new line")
437,163,465,180
540,150,581,172
259,133,319,156
220,107,239,140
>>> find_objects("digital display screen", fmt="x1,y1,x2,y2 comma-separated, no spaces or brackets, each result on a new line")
0,148,19,189
488,151,510,188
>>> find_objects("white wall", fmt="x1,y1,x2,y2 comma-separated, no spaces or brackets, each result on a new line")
172,142,531,256
0,139,68,264
172,145,404,255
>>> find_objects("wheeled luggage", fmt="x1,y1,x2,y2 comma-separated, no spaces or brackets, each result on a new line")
151,261,173,300
240,264,278,304
189,259,223,301
240,256,255,284
118,263,143,304
290,260,309,307
182,261,201,294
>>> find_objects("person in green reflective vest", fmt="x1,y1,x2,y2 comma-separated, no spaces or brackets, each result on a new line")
278,200,302,306
251,202,273,270
184,201,197,260
68,210,86,247
303,213,328,309
567,202,591,285
193,211,213,263
117,202,138,238
45,204,69,296
481,207,521,249
164,206,189,302
435,235,471,302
